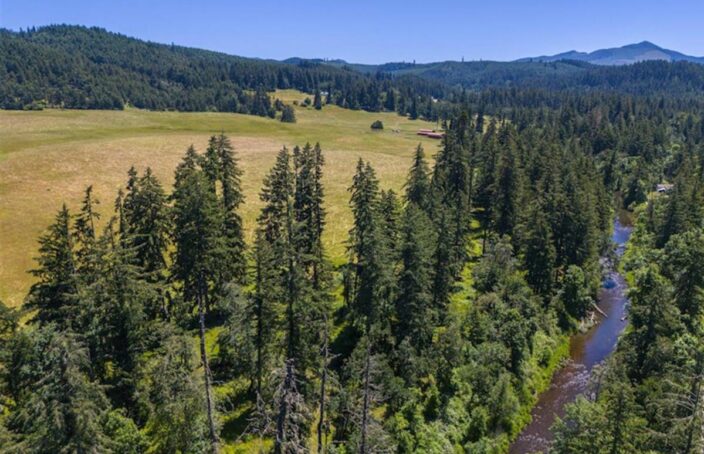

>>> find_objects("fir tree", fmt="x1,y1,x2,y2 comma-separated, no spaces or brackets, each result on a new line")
170,146,224,449
395,203,436,352
27,205,78,328
8,328,112,452
521,198,556,297
404,144,431,211
314,89,323,110
212,134,247,285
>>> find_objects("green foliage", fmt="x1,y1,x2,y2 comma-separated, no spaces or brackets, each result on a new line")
26,205,77,328
139,332,210,453
0,26,444,116
6,327,112,453
370,120,384,130
280,104,296,123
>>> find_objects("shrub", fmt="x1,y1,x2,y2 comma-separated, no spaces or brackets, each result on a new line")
281,105,296,123
371,120,384,130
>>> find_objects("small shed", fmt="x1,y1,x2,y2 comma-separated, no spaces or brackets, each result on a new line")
656,183,674,193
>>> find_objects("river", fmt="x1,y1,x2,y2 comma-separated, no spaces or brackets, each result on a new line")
509,219,633,453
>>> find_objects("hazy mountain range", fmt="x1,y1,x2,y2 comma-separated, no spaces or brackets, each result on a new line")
517,41,704,66
286,41,704,68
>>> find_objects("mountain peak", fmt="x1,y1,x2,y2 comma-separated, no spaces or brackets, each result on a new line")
630,40,660,49
520,41,703,66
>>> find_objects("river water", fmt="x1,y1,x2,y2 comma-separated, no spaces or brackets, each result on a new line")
509,219,632,453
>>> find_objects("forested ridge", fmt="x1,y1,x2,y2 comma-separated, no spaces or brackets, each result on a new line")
0,25,448,117
6,24,704,118
366,59,704,96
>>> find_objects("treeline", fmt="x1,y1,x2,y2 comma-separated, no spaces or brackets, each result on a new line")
0,25,449,118
376,58,704,98
0,108,614,451
550,119,704,453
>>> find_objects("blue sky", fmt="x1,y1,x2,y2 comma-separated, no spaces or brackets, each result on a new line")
2,0,703,64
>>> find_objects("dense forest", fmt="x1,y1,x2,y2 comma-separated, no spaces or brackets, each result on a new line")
2,73,703,451
366,59,704,96
5,25,704,118
2,23,704,453
0,25,448,117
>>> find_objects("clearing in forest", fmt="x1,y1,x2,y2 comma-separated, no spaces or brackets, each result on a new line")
0,90,439,306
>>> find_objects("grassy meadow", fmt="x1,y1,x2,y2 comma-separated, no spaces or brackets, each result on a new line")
0,90,440,307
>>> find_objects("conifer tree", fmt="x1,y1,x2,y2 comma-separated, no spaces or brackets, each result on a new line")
395,203,436,352
8,328,112,452
120,168,170,280
314,89,323,110
73,185,100,272
492,126,520,236
384,89,396,112
212,134,247,285
83,222,157,411
663,229,704,327
141,331,211,453
404,144,431,211
521,198,556,297
170,146,224,449
281,105,297,123
27,205,78,328
347,160,394,330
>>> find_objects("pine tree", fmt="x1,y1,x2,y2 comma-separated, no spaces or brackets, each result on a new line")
212,133,247,285
404,144,431,211
170,146,224,449
314,89,323,110
8,328,112,452
492,126,520,236
521,198,556,297
121,168,170,280
27,205,78,328
395,203,436,352
347,160,394,329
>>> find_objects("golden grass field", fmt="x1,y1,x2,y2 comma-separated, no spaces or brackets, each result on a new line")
0,90,440,307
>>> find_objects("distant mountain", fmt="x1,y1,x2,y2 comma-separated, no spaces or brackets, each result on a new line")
518,41,704,66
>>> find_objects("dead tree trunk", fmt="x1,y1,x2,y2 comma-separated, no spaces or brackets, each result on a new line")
317,316,329,453
198,279,219,452
360,339,372,454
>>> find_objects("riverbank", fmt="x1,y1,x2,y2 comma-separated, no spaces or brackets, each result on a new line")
509,219,633,453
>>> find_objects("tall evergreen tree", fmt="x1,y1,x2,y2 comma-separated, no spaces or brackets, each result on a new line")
26,205,77,328
8,328,112,453
170,146,224,449
404,144,431,211
521,198,556,297
212,134,247,285
395,203,436,352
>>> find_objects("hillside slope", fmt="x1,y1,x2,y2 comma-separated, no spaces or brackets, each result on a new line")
0,25,444,112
